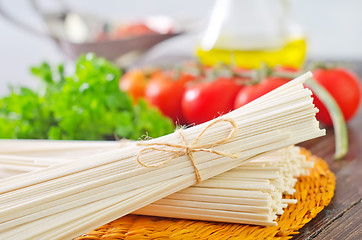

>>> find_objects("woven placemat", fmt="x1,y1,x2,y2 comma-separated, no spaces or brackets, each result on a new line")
74,149,335,240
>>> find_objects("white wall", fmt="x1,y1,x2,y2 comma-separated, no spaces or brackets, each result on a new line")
0,0,361,95
64,0,362,59
290,0,362,60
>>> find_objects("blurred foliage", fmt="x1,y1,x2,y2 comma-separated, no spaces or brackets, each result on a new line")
0,54,174,140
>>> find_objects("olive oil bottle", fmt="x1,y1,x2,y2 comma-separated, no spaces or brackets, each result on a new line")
196,0,306,69
196,38,306,69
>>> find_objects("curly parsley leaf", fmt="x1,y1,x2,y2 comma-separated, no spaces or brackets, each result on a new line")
0,53,175,140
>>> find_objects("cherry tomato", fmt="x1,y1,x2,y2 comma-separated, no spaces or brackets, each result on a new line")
119,68,160,102
312,68,361,126
111,23,156,39
182,78,243,125
145,71,195,124
274,66,299,73
234,77,289,109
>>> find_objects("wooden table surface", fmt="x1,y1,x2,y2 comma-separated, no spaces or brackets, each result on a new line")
295,62,362,240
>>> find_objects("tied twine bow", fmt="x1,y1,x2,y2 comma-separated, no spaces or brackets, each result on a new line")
136,118,240,183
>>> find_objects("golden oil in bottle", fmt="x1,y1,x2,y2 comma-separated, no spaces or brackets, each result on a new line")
195,38,306,69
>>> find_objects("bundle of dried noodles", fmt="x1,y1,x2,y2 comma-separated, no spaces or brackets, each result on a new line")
0,72,325,239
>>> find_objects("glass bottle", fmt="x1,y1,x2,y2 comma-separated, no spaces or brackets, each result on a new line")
196,0,306,69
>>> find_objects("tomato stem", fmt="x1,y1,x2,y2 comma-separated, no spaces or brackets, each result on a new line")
305,77,348,160
271,72,299,79
172,67,182,81
308,62,338,71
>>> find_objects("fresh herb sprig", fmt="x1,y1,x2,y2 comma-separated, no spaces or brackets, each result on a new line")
0,54,175,140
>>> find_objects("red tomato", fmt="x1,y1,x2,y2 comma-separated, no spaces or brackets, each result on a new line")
274,66,299,73
119,69,160,102
312,68,361,126
234,77,289,109
111,23,156,39
182,78,243,125
145,71,195,124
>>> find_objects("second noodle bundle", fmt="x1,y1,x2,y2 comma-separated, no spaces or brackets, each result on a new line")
0,143,310,226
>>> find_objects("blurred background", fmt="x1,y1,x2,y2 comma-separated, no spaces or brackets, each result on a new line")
1,0,362,96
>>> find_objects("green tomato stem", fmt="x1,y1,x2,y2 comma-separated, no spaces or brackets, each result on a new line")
305,77,348,160
271,71,348,160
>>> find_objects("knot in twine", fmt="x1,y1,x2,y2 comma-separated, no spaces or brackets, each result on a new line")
136,118,240,183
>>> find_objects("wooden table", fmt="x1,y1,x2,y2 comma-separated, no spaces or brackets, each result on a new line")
295,62,362,240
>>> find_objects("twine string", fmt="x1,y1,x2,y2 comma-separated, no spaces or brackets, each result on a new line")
136,118,239,183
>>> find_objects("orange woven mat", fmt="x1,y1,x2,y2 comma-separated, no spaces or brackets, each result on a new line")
74,149,335,240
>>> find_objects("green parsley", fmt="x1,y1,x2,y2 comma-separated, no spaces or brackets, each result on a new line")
0,54,175,140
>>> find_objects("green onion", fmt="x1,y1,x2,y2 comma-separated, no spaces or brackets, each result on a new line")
305,77,348,159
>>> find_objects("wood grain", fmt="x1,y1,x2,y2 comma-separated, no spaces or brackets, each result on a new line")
294,63,362,240
314,201,361,240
